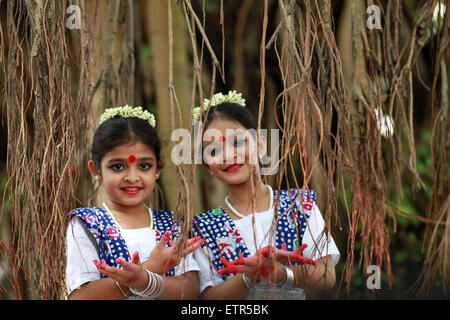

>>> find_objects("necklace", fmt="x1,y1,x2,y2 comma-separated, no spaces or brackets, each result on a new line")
102,202,154,229
224,184,273,219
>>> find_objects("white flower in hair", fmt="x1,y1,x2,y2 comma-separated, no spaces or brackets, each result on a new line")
193,90,246,121
192,106,203,123
99,105,156,127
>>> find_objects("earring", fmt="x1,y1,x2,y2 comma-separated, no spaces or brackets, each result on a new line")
94,175,100,181
156,173,159,178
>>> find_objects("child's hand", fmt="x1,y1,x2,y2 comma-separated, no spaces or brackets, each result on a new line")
269,243,316,266
218,244,316,284
93,251,149,291
218,249,285,284
144,231,204,274
218,254,255,275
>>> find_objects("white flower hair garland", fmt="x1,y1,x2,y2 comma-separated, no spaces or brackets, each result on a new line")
193,90,246,121
99,105,156,128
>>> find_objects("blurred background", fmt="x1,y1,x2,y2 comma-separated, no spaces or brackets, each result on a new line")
0,0,449,299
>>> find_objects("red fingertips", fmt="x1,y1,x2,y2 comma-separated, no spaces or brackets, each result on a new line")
233,253,245,265
306,258,316,266
93,259,101,269
220,257,230,266
132,251,140,262
162,230,171,242
196,236,204,244
261,246,274,257
94,259,106,270
218,257,238,274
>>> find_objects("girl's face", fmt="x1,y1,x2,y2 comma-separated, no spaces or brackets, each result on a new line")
89,141,160,209
202,118,263,185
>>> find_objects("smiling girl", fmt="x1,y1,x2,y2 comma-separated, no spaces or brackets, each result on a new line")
193,92,340,300
65,106,202,300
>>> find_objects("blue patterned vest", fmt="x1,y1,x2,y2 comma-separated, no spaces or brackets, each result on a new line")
70,207,177,276
193,189,316,280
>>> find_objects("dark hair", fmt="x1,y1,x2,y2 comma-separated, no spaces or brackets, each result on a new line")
202,102,258,131
92,116,162,168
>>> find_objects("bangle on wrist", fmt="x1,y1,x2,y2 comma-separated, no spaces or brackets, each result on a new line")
129,268,165,298
242,274,257,289
115,281,130,298
280,264,295,287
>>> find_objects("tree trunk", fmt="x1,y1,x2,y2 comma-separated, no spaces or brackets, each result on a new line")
87,0,135,206
1,0,94,298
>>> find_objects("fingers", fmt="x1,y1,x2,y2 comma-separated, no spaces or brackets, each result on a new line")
282,251,316,265
219,257,232,267
186,235,203,247
114,252,143,274
93,257,147,285
158,231,204,251
271,243,287,262
272,243,316,265
167,235,204,257
297,243,308,253
94,259,120,278
158,230,177,248
218,257,276,278
233,255,260,266
161,236,204,271
93,259,107,271
158,231,171,248
261,246,275,258
158,230,204,253
131,251,141,264
232,253,246,265
185,236,204,255
218,257,255,275
95,253,140,274
293,254,316,265
218,257,238,274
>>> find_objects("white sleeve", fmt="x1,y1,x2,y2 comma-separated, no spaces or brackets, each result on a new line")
65,217,102,295
193,246,224,293
173,252,200,276
301,203,340,266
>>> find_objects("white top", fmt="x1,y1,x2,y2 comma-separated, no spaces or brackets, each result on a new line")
194,203,340,295
65,217,200,295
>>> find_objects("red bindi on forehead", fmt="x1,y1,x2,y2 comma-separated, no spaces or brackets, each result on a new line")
128,155,136,163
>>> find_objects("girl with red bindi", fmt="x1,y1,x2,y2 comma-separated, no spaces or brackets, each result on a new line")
65,106,203,300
